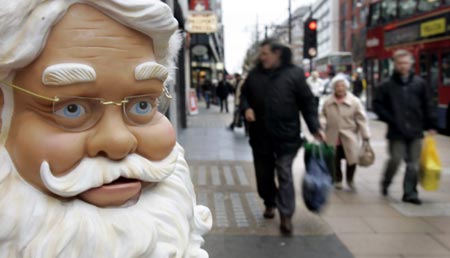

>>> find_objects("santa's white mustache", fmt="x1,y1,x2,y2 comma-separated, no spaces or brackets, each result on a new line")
40,147,179,197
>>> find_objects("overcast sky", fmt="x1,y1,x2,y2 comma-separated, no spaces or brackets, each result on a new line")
222,0,316,74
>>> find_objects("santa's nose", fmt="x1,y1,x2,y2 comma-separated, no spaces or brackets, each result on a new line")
86,108,137,160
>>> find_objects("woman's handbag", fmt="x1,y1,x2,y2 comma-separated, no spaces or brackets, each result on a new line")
358,140,375,167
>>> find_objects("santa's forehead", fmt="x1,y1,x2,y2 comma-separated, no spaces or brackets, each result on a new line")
40,4,155,61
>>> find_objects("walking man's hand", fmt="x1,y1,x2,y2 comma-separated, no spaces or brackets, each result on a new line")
245,108,256,122
313,130,325,142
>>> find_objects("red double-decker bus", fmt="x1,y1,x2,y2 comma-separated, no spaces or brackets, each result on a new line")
364,0,450,133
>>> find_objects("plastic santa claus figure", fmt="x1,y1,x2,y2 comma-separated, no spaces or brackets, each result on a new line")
0,1,211,257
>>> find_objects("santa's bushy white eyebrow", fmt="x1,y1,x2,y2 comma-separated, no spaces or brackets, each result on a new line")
135,62,168,82
42,63,96,86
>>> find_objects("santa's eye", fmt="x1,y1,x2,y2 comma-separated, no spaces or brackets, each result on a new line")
54,103,86,119
129,101,152,115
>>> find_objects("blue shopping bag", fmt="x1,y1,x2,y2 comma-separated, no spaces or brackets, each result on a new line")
302,143,333,213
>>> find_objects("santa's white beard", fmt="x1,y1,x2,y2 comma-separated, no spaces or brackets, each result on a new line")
0,144,212,258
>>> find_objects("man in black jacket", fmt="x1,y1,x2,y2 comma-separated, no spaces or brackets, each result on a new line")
240,39,324,234
216,77,232,113
373,49,438,205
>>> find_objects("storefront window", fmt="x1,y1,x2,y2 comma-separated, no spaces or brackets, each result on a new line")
442,53,450,86
418,0,441,12
446,0,450,5
399,0,417,18
381,1,398,23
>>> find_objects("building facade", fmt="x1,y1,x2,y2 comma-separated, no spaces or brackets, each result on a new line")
339,0,370,66
305,0,340,60
270,6,310,67
187,0,225,102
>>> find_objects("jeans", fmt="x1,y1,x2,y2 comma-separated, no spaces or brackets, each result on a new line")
204,92,211,109
252,149,297,217
382,139,423,199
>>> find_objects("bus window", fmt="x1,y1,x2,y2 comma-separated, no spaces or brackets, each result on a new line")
373,59,380,83
381,59,394,81
418,0,441,12
368,2,381,27
446,0,450,6
430,53,439,105
442,53,450,86
399,0,417,18
381,1,398,23
420,53,429,81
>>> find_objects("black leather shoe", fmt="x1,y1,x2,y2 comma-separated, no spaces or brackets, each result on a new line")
263,207,275,219
402,196,422,205
280,216,293,235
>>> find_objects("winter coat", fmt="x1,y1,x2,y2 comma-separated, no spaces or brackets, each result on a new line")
373,71,438,140
321,92,370,165
216,80,232,99
352,76,363,97
233,79,245,107
240,64,320,154
201,80,213,93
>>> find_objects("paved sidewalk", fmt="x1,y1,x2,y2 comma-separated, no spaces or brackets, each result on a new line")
322,120,450,258
178,98,450,258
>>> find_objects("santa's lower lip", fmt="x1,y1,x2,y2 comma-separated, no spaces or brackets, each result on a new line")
78,177,143,207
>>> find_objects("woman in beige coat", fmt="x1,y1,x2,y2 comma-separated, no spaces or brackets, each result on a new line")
320,74,370,190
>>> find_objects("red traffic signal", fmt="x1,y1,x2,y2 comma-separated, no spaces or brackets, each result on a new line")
308,20,317,31
303,18,318,59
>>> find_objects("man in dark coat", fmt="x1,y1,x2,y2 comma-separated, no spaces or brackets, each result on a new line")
216,77,232,113
240,39,324,235
373,49,438,205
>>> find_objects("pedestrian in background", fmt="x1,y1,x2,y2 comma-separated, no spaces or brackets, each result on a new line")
352,68,364,98
228,73,248,134
373,49,438,205
321,74,370,190
200,76,213,109
240,39,324,235
216,77,232,113
306,70,324,108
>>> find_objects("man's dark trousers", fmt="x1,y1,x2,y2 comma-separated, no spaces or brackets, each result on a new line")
382,138,422,199
252,147,297,218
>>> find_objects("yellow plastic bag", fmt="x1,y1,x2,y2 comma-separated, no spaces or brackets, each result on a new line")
419,136,442,191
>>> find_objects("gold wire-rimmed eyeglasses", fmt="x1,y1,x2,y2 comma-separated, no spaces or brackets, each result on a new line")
1,81,172,131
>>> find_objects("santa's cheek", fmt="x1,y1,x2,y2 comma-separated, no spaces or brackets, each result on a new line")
40,134,86,175
134,119,176,161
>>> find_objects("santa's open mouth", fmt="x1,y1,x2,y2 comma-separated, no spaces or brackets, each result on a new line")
78,177,144,207
106,177,140,185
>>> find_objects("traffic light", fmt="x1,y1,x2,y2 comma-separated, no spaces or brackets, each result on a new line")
303,18,318,59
